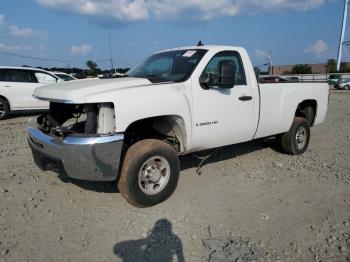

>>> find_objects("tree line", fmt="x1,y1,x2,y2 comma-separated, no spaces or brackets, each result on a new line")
25,60,130,79
287,59,350,74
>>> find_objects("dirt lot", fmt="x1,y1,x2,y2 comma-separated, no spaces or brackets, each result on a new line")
0,91,349,262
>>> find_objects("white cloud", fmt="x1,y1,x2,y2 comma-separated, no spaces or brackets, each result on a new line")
0,42,33,51
304,40,328,56
0,15,47,38
9,25,47,38
37,0,149,22
148,0,239,21
71,44,92,55
255,49,268,59
36,0,333,23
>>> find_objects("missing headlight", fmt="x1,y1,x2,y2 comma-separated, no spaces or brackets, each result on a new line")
38,102,115,137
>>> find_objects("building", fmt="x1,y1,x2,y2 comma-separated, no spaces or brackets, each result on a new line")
272,64,327,75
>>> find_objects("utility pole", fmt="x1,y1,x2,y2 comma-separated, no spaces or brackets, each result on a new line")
337,0,349,71
108,32,115,73
268,50,273,75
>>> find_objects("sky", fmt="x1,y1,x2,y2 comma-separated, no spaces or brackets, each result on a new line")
0,0,349,70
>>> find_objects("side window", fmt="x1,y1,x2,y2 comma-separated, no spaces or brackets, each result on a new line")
34,72,57,84
0,70,12,82
2,70,33,83
0,69,7,81
201,51,247,86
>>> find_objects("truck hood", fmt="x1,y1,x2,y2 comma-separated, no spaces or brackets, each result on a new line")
34,77,152,103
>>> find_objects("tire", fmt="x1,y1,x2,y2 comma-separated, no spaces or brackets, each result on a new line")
118,139,180,207
0,98,10,120
344,85,350,90
280,117,310,155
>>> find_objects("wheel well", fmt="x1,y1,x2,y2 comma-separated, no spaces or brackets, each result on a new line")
295,100,317,126
123,115,187,154
0,95,10,110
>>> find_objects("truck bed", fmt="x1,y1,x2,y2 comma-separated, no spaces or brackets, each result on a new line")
254,82,329,139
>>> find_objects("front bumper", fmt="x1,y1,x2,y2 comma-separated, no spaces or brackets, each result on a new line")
27,118,124,181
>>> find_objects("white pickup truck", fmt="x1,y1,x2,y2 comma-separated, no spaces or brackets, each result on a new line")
27,45,329,207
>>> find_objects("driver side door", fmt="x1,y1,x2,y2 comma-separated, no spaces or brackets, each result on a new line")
191,51,258,151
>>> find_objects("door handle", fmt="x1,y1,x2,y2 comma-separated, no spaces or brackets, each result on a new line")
4,85,12,87
239,96,253,101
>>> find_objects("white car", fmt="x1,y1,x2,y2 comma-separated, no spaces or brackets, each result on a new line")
335,80,350,90
28,45,329,207
0,66,63,119
52,71,77,81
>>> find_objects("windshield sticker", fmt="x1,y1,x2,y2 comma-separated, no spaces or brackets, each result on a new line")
183,50,197,57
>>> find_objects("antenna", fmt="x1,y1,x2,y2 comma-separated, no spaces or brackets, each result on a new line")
197,41,204,46
337,0,349,71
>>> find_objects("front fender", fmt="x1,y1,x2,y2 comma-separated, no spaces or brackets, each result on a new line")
114,83,193,148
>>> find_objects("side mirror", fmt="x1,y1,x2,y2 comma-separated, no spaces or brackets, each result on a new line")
199,75,211,90
219,63,235,89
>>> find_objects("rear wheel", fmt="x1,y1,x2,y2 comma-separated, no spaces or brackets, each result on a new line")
118,139,180,207
0,98,10,120
280,117,310,155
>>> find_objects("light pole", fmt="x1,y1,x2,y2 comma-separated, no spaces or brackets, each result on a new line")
108,32,115,73
268,50,273,75
337,0,349,71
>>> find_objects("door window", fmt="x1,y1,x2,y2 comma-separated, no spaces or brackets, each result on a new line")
34,72,57,84
0,69,8,81
0,69,33,83
201,51,247,86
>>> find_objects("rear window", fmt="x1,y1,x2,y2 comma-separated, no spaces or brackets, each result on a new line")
34,72,57,84
0,69,34,83
55,73,75,81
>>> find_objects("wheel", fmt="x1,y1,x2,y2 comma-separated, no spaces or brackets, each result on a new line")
0,98,10,120
280,117,310,155
344,85,350,90
118,139,180,207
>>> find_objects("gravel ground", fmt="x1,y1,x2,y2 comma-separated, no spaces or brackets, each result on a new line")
0,91,349,262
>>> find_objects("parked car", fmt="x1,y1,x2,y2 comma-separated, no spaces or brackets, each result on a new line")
287,76,299,82
0,66,63,120
260,76,288,83
334,80,350,90
328,74,341,86
27,45,329,207
52,71,77,81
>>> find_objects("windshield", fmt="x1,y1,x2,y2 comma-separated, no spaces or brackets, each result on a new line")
55,73,75,81
127,49,207,83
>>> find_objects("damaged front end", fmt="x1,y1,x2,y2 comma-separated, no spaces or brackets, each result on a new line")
27,102,124,181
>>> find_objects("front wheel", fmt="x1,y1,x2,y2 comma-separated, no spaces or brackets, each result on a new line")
280,117,310,155
0,98,10,120
118,139,180,207
344,85,350,90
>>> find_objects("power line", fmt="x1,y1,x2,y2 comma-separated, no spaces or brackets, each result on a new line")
0,50,133,67
0,50,74,63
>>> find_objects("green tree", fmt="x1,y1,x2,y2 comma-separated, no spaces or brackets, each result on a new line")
86,60,99,76
340,62,350,73
326,59,337,73
291,64,312,74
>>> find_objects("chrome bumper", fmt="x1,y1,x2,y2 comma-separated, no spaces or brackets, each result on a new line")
27,118,124,181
